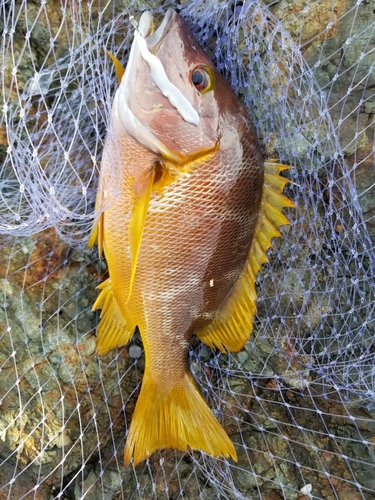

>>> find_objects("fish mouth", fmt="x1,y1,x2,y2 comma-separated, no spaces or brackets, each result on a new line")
118,8,199,158
141,8,177,52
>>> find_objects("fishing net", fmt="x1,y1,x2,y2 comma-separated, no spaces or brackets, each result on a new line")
1,0,375,498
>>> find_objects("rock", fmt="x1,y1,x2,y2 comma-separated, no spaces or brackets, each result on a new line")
129,345,142,359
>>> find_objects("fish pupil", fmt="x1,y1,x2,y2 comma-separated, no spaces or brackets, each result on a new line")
191,66,213,92
192,70,204,87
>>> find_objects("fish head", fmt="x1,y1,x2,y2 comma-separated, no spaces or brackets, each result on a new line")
115,8,249,163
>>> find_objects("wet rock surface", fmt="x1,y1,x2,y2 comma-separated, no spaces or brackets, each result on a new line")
0,230,136,494
0,230,373,499
269,0,375,245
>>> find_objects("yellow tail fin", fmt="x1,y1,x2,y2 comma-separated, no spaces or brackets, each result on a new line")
124,370,237,466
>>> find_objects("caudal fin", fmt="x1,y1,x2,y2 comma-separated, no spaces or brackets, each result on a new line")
124,370,237,466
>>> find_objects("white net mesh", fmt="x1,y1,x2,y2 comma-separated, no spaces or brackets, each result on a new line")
1,0,375,498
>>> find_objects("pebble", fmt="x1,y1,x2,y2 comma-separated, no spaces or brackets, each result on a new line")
129,345,142,358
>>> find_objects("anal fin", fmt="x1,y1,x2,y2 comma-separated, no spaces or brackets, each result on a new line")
93,278,136,355
196,161,295,353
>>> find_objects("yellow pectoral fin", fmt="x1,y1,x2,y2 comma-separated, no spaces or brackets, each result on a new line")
107,51,125,84
93,278,136,355
127,169,156,302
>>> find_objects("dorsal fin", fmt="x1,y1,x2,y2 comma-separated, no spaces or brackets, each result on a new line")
196,161,295,353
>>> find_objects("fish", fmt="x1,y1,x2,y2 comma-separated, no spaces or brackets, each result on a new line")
88,8,294,466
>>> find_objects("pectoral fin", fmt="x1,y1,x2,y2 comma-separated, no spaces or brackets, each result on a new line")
127,169,156,302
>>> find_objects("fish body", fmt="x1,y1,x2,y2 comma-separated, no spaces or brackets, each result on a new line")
89,9,294,466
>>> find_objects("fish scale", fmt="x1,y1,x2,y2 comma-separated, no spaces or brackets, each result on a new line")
89,8,294,466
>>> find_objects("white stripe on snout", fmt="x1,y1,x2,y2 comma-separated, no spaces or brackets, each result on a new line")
134,31,199,126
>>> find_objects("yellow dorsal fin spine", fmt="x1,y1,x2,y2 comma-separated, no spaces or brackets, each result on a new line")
264,184,295,209
264,202,291,227
195,161,295,353
264,173,289,191
124,370,237,466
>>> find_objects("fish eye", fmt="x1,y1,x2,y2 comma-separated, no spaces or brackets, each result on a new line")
191,65,215,93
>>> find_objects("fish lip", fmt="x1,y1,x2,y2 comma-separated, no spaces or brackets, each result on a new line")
146,8,177,51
